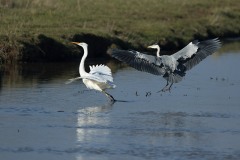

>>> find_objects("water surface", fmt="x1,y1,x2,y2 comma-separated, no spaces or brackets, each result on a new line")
0,43,240,160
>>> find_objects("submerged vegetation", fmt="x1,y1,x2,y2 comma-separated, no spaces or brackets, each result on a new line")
0,0,240,63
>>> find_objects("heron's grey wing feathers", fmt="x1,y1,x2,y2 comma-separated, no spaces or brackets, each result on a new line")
172,42,199,60
183,38,221,71
111,49,165,75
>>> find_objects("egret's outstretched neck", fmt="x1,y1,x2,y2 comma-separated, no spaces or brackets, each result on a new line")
156,46,160,57
79,45,88,76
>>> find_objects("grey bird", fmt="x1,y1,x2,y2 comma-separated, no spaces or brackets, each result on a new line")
111,38,221,92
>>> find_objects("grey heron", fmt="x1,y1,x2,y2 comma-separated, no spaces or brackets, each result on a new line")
67,42,116,102
111,38,221,92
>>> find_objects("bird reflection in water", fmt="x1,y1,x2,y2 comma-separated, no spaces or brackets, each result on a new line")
75,101,114,145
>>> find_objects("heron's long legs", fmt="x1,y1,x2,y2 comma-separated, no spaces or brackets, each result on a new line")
157,81,173,93
102,91,116,102
157,81,168,93
168,82,174,91
161,85,170,92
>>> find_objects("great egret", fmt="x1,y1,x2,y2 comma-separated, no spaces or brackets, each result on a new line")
68,42,116,102
111,38,221,92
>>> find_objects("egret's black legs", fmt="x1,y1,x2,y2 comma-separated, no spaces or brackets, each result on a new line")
102,91,116,102
102,91,129,103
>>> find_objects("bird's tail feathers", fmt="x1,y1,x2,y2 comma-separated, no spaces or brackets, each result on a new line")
107,80,116,89
163,71,185,83
65,77,82,84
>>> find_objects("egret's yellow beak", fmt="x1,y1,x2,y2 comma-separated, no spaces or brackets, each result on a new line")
71,42,80,45
147,44,159,49
147,45,153,48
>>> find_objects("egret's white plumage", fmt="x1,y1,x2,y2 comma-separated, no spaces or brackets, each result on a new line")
89,64,114,82
112,38,221,92
68,42,116,101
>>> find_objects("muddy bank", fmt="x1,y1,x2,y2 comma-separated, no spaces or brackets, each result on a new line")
0,34,134,63
0,29,239,64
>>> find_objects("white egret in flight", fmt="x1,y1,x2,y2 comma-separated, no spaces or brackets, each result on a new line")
68,42,116,102
111,38,221,92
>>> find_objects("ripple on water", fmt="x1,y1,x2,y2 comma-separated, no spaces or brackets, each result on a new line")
130,111,236,119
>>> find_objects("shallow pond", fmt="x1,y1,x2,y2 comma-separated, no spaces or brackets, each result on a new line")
0,41,240,160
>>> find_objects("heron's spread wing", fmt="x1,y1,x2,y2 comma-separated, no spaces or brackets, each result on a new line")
111,49,165,75
173,38,221,65
89,64,113,82
182,38,221,71
172,41,199,60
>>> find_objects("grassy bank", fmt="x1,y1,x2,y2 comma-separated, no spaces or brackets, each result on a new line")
0,0,240,63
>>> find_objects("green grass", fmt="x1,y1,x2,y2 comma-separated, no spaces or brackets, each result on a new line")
0,0,240,63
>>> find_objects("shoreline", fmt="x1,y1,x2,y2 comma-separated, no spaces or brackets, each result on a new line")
0,31,239,64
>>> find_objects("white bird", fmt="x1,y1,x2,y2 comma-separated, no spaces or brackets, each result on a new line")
111,38,221,92
67,42,116,102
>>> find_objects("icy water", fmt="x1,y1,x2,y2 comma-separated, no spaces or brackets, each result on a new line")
1,42,240,160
